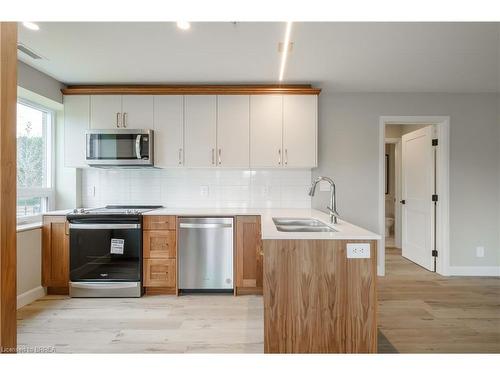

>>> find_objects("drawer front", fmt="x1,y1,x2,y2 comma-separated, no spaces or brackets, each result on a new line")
143,215,176,230
144,259,176,287
143,230,176,258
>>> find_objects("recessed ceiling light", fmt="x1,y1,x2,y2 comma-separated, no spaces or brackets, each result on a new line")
279,22,293,82
22,22,40,31
176,21,191,30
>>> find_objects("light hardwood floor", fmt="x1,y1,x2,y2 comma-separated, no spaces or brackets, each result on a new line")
17,248,500,353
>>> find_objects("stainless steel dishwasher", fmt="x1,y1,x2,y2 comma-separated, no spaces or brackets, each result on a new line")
178,217,234,292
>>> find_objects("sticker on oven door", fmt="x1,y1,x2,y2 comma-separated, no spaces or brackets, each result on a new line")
110,239,125,255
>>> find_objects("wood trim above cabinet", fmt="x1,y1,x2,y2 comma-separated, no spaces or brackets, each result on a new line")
62,84,321,96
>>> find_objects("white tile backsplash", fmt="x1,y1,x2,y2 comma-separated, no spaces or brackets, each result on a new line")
81,168,312,209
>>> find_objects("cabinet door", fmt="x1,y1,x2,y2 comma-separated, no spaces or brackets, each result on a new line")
144,259,176,287
90,95,122,129
217,95,250,168
154,96,184,167
122,95,154,129
283,95,317,168
250,95,283,168
64,95,89,167
235,216,262,294
184,95,217,167
143,230,176,259
42,216,69,290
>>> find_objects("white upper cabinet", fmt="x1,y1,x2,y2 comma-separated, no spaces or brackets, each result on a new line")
64,95,90,168
217,95,250,168
121,95,154,129
154,96,184,168
283,95,317,168
90,95,122,129
184,95,217,168
250,95,283,168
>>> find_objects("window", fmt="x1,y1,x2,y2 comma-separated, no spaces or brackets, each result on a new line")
16,100,54,224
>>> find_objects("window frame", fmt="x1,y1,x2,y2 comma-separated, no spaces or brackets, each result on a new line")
16,98,56,225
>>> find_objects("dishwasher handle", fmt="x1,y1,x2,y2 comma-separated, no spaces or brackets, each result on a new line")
179,223,232,229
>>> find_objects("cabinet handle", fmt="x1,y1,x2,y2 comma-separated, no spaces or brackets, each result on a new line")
116,112,120,128
218,148,222,165
284,149,288,166
123,112,127,128
211,148,215,165
278,149,281,165
178,148,183,165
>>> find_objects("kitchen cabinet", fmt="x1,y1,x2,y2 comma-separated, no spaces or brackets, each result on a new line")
64,95,90,168
184,95,217,167
250,95,283,168
250,95,317,168
90,95,153,129
42,216,69,294
121,95,154,129
143,216,177,294
235,216,263,295
217,95,250,168
283,95,317,168
153,95,184,167
90,95,122,129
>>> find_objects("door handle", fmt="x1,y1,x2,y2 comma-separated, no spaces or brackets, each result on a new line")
284,149,288,166
218,148,222,165
211,148,215,165
116,112,120,128
122,112,127,128
135,135,142,159
400,200,406,204
278,149,281,165
178,148,183,165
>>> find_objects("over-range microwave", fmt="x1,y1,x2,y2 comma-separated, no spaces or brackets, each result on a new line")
86,129,154,167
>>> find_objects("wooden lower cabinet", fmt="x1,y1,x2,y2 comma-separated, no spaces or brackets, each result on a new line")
235,216,263,295
42,216,70,294
143,216,177,295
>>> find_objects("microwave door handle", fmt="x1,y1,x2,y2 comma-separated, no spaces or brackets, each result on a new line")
135,134,142,159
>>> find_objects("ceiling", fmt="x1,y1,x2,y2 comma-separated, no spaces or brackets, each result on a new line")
18,22,500,93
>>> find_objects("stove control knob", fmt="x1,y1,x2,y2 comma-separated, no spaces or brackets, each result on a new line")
72,208,79,214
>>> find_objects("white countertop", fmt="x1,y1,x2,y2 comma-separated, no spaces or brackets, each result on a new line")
44,207,380,240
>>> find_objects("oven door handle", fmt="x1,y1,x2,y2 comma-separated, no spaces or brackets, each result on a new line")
69,224,141,229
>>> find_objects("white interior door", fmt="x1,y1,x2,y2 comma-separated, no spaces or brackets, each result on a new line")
401,126,434,271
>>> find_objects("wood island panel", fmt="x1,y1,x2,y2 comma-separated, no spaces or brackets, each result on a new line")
263,239,377,353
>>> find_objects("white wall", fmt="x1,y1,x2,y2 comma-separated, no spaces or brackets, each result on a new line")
17,61,65,104
17,228,45,308
313,92,500,269
81,169,312,209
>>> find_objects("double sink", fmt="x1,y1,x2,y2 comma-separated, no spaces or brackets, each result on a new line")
273,217,337,232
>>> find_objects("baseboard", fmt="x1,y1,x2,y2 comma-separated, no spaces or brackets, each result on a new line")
447,266,500,277
17,286,46,309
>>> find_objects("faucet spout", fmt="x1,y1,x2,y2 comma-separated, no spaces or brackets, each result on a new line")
308,176,340,224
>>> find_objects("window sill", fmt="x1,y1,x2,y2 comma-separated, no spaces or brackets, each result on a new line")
17,222,43,233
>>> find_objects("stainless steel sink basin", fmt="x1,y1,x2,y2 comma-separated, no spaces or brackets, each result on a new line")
272,217,337,233
272,218,327,227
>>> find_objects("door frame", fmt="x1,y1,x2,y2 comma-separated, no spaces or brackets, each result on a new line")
378,116,450,276
385,138,402,249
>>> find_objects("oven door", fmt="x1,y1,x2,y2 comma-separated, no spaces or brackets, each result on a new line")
69,222,142,283
86,129,153,166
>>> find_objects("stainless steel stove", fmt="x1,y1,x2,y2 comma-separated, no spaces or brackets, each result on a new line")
67,205,162,298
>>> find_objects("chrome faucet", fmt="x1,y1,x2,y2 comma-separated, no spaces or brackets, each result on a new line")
309,176,340,224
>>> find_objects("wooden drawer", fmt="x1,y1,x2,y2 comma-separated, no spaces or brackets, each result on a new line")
143,215,177,230
143,230,176,259
143,259,176,287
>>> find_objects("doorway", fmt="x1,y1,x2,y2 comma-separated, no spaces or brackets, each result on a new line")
378,116,450,276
